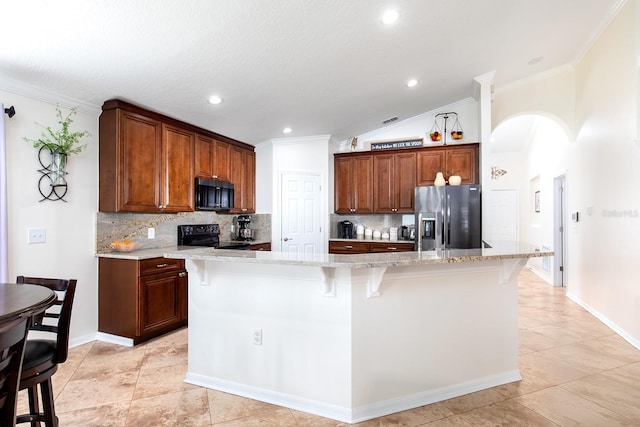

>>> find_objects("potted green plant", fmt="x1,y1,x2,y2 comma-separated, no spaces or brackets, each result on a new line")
23,104,91,185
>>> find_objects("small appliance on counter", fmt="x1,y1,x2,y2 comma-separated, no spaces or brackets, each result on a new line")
338,220,354,239
236,215,254,241
178,224,250,249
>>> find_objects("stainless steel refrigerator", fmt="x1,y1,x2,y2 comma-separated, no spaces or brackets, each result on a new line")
415,185,481,250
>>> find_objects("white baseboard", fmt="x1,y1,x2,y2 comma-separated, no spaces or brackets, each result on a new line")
566,292,640,351
185,370,521,424
69,333,98,349
96,332,133,347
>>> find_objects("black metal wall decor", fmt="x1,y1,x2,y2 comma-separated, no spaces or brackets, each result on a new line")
38,147,68,202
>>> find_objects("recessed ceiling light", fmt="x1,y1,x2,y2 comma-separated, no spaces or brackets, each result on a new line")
283,127,292,134
208,95,223,105
382,9,399,25
407,79,418,87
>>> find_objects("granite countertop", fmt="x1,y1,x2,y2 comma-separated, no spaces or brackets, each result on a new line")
163,241,553,269
96,239,272,260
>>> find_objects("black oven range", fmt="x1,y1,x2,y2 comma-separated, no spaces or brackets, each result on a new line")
177,224,250,250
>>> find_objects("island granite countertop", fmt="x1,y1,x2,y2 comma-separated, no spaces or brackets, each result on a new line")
164,241,552,269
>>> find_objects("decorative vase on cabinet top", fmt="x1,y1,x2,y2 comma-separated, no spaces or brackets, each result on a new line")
448,175,462,186
434,172,446,186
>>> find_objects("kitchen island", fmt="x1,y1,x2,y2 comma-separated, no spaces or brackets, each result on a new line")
164,242,552,423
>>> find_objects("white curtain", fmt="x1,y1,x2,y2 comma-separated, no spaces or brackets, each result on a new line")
0,103,8,282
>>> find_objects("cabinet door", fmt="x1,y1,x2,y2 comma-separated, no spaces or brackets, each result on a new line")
119,111,162,211
162,124,195,212
139,271,184,336
352,155,374,213
373,154,394,213
229,146,256,213
446,146,478,184
212,139,231,182
194,134,214,179
334,157,353,213
417,150,445,186
395,152,417,213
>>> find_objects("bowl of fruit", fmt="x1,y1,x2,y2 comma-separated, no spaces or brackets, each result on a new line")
111,240,142,252
451,130,464,140
429,131,442,141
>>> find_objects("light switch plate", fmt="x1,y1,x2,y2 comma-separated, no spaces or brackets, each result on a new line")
148,227,155,239
28,227,46,244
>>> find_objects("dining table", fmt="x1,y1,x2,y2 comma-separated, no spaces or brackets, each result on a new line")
0,283,57,325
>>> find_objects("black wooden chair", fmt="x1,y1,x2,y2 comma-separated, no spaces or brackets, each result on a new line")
15,277,77,427
0,316,30,427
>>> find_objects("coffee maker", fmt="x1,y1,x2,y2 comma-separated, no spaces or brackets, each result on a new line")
236,215,253,241
338,220,354,239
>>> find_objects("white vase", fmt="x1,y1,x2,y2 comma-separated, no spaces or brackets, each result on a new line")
434,172,446,186
448,175,462,186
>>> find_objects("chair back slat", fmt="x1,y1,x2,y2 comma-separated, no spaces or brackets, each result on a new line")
0,316,30,427
15,276,78,364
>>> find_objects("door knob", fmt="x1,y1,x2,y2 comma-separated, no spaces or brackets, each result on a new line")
283,237,293,241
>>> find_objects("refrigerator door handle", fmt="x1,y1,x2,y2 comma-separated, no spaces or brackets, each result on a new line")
447,193,451,245
441,193,446,246
417,212,423,251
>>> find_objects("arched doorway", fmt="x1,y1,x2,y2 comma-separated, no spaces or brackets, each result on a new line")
488,114,571,286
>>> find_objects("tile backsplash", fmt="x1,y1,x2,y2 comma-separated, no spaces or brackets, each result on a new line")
96,211,271,253
329,213,414,238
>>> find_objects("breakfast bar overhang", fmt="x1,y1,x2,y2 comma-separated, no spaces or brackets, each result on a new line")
164,243,552,424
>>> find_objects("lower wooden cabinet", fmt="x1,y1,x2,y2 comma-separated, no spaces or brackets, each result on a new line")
329,240,414,254
99,257,187,345
250,242,271,251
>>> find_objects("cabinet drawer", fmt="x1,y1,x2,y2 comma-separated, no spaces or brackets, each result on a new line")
250,243,271,251
369,242,415,253
139,257,185,276
329,241,370,254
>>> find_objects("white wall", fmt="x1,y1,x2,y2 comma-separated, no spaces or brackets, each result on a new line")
1,89,99,346
491,0,640,347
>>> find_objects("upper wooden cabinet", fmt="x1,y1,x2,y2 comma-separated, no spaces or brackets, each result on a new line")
229,146,256,213
334,154,374,214
99,99,254,213
195,134,231,182
373,151,416,213
335,143,479,214
417,144,478,186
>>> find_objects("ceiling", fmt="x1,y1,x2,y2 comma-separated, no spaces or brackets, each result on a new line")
0,0,622,145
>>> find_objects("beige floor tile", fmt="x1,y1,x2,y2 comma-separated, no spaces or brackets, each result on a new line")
439,388,508,414
539,338,636,372
493,372,556,398
55,370,139,412
519,329,568,352
140,341,188,370
71,341,147,381
458,399,558,426
420,415,475,426
290,409,350,426
207,389,282,424
57,400,131,427
211,407,296,426
518,351,593,384
515,386,638,426
133,362,197,399
125,388,211,427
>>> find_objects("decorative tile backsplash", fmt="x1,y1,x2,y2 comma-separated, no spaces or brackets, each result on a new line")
96,212,271,253
329,213,414,238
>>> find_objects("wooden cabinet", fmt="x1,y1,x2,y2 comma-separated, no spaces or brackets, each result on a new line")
334,154,374,214
417,144,478,186
229,146,256,213
99,257,187,345
328,241,371,254
329,240,414,254
195,134,231,182
250,242,271,251
100,103,195,212
99,99,254,214
373,152,416,213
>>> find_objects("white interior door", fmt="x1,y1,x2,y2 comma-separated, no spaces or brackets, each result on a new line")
487,190,519,242
281,173,322,256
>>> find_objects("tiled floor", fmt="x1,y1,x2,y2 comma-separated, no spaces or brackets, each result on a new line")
21,269,640,426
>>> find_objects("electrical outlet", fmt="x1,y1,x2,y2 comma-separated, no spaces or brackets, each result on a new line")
148,227,155,239
27,227,46,244
252,328,262,345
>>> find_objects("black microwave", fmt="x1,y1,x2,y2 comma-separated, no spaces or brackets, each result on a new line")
194,178,235,211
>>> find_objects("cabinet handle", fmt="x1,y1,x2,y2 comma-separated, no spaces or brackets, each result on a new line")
345,245,353,249
156,263,168,268
178,272,187,277
212,175,218,179
387,247,397,250
242,208,248,212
